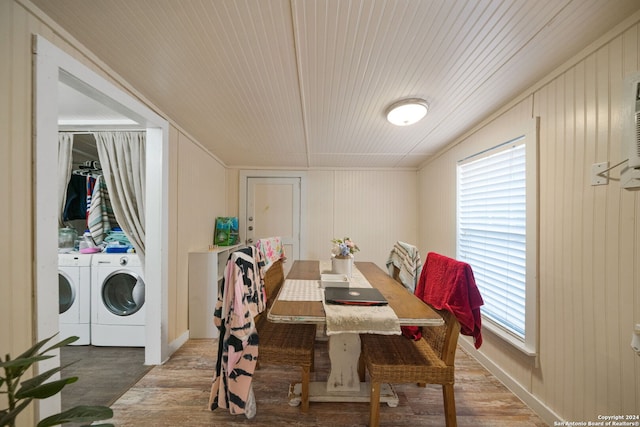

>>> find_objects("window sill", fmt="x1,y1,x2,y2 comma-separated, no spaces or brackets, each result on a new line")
482,317,537,357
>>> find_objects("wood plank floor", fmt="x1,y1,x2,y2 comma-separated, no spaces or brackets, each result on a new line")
107,338,548,426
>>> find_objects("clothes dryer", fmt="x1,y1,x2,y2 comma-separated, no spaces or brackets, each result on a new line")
91,253,146,347
58,253,92,345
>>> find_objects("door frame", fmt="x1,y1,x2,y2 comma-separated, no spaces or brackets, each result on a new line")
34,35,170,419
239,170,307,259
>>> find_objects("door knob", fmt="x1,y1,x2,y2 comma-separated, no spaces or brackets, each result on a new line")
248,226,253,231
248,216,253,221
247,238,253,244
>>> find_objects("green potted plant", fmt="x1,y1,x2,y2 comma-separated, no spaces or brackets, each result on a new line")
0,334,113,427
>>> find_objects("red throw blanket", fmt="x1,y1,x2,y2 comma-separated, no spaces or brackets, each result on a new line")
403,252,484,349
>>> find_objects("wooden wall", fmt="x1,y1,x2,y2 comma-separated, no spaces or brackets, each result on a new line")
418,15,640,423
4,0,640,423
227,168,420,269
0,0,36,380
173,131,227,338
1,2,228,424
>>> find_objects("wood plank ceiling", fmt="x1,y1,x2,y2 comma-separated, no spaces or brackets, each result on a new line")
31,0,640,168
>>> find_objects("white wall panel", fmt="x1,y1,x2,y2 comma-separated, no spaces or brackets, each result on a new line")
419,21,640,424
0,0,35,369
1,4,228,414
175,132,226,337
331,170,418,268
305,170,335,260
229,169,418,270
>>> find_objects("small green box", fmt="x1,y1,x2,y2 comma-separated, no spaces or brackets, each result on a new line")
214,217,239,246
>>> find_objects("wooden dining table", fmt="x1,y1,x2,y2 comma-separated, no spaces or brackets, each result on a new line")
267,260,444,405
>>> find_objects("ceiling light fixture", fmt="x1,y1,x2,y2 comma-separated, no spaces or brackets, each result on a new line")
385,98,429,126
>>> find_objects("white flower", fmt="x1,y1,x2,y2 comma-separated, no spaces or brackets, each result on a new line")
331,237,359,257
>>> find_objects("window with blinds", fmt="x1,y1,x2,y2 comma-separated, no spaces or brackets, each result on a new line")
457,135,535,353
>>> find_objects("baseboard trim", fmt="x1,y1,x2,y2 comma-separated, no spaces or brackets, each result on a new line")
166,330,190,362
458,338,561,425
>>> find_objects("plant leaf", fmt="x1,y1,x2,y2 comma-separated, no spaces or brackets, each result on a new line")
9,334,76,368
19,362,76,392
41,336,78,355
36,405,113,427
0,398,33,426
13,334,58,360
15,377,77,399
0,355,54,381
0,355,53,369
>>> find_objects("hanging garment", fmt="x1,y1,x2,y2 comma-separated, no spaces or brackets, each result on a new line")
85,175,97,221
209,246,266,418
87,175,117,245
63,174,87,221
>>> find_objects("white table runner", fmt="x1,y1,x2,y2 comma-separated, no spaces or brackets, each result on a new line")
277,261,401,336
277,279,323,301
322,300,401,336
320,261,400,336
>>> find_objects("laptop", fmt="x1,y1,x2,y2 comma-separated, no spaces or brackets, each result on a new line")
324,287,388,306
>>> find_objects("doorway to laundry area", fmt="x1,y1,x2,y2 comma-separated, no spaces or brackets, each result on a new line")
34,35,170,420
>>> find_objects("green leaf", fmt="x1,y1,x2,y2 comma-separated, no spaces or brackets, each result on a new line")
19,362,76,392
0,398,33,426
15,377,77,399
1,355,54,384
36,405,113,427
13,334,58,360
9,334,77,368
41,336,78,355
0,355,53,370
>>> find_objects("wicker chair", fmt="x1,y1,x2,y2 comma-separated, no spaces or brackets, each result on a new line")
358,266,461,427
255,259,316,412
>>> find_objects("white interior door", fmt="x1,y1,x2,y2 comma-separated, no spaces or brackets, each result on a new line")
245,177,301,263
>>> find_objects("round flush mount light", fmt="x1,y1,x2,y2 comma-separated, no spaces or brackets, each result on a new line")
385,98,429,126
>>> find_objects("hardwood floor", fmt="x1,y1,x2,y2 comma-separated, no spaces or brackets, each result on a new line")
108,338,548,426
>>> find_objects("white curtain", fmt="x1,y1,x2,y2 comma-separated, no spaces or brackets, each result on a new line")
93,131,146,264
58,133,74,227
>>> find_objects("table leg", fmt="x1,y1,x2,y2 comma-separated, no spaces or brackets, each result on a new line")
287,333,399,405
327,333,361,392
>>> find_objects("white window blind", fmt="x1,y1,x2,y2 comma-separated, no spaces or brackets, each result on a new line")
457,138,526,339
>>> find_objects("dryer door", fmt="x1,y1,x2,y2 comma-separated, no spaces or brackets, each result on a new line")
59,271,76,314
101,270,146,316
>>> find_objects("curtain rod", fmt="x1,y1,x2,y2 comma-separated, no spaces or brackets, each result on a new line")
59,130,145,134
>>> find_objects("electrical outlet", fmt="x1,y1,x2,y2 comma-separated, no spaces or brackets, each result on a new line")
591,162,609,186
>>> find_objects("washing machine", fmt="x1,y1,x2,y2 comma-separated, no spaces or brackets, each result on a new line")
91,253,146,347
58,253,92,345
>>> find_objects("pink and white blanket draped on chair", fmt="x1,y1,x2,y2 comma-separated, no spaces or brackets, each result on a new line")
255,236,286,272
209,246,266,418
